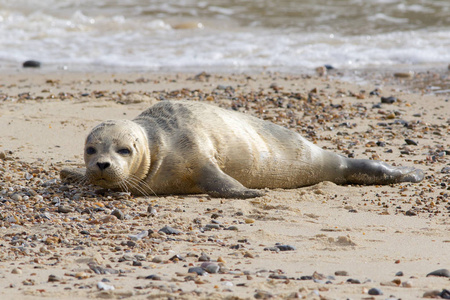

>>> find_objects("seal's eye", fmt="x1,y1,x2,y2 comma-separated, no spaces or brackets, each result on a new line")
117,148,131,155
86,147,96,155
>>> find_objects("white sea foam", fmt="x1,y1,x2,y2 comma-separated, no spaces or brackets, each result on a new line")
0,0,448,72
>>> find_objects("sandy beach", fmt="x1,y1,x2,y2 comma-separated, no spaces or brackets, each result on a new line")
0,70,449,299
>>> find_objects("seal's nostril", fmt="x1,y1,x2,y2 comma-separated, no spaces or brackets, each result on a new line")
97,162,110,170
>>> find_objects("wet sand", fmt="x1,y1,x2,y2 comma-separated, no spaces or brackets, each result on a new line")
0,70,449,299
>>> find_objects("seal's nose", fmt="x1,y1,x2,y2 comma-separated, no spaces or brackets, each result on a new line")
97,162,111,171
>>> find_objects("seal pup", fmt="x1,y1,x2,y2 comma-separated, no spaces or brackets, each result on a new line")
61,100,424,198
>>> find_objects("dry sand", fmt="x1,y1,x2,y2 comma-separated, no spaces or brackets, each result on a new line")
0,70,449,299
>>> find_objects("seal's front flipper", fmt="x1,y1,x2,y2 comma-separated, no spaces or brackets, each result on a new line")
197,164,265,199
60,167,86,183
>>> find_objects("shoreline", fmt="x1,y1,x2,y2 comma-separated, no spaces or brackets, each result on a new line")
0,70,449,299
2,63,448,96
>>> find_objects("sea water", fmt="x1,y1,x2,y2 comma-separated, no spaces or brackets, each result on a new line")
0,0,449,72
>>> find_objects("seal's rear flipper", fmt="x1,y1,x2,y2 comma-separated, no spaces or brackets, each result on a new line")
60,167,86,183
344,159,425,185
197,164,265,199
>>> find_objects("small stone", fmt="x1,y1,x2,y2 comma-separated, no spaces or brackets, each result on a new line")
111,209,125,220
151,256,163,263
0,151,6,160
128,230,148,241
269,274,288,280
126,241,136,247
405,139,418,145
158,225,181,235
395,271,404,276
11,194,22,201
97,281,115,291
394,71,414,78
254,291,273,299
368,288,383,295
244,218,255,224
147,204,157,215
58,205,75,213
169,254,184,261
263,247,280,252
188,267,206,275
275,245,296,251
145,274,161,280
48,275,61,282
198,252,210,262
225,226,239,231
132,261,142,266
11,268,22,274
335,270,348,276
380,281,397,287
201,262,220,274
299,276,313,280
205,224,220,230
402,280,413,288
423,290,442,298
75,272,89,279
381,96,397,104
426,269,450,278
23,60,41,68
347,278,361,284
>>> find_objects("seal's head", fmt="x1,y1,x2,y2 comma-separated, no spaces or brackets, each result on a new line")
84,120,150,190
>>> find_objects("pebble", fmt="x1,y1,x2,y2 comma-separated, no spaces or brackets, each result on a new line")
11,268,22,274
188,267,207,276
152,256,163,264
158,225,181,235
254,291,273,299
405,139,418,145
58,205,75,213
225,225,239,231
0,151,6,160
335,270,348,276
394,71,414,78
23,60,41,68
152,257,163,263
275,244,296,251
147,204,157,215
11,194,22,201
201,262,220,273
48,274,61,282
111,209,125,220
395,271,404,276
198,252,210,262
145,274,161,280
347,278,361,284
423,290,442,298
381,96,397,104
269,274,288,280
128,230,148,241
426,268,450,278
204,224,220,230
169,254,184,261
402,280,413,287
368,288,383,295
97,281,115,291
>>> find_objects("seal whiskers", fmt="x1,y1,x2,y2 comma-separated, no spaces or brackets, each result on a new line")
124,175,157,197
